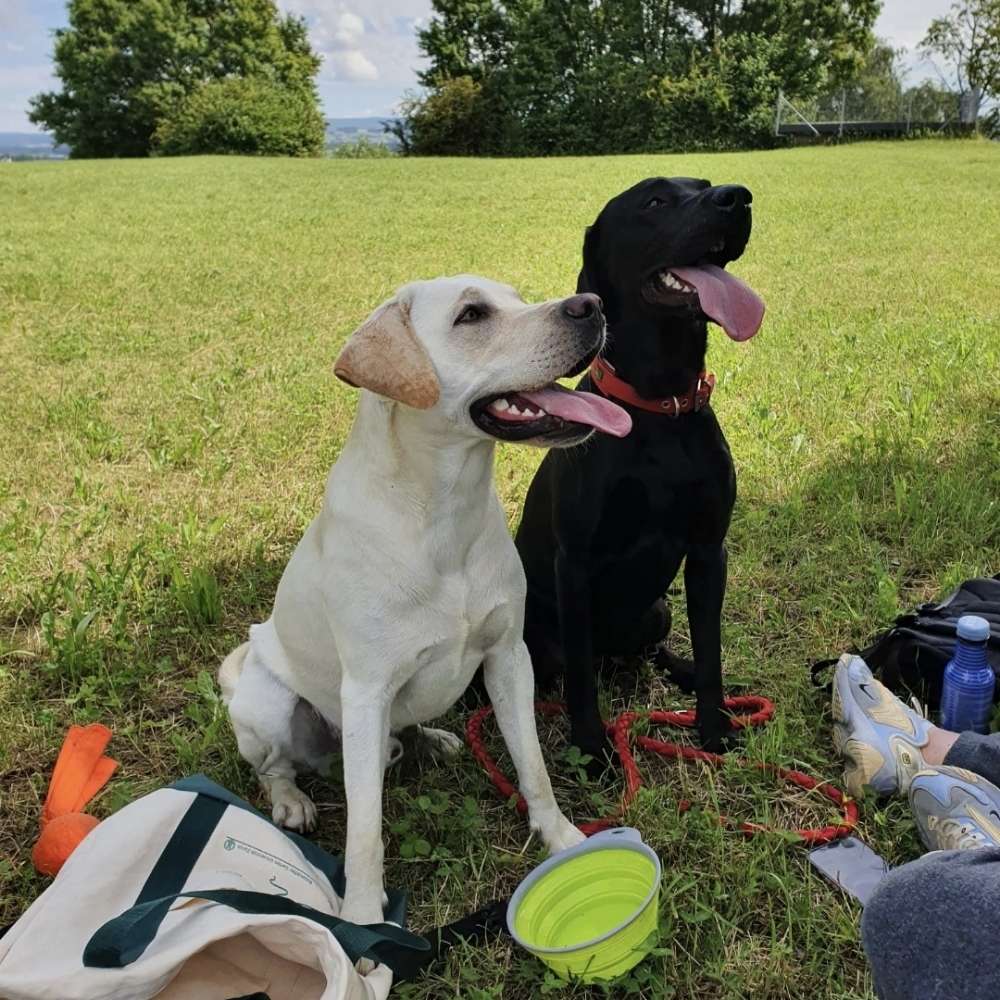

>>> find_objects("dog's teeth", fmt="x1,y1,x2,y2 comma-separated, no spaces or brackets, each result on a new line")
509,404,522,415
492,398,510,412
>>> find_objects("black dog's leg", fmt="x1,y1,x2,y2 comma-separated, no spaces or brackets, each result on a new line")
555,549,607,763
524,619,563,695
684,542,729,751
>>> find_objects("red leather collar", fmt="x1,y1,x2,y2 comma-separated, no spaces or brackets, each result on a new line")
589,357,715,417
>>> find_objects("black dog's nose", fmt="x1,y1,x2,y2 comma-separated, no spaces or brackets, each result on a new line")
710,185,752,210
562,293,602,320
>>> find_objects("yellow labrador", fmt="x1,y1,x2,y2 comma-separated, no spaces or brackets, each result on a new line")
219,276,630,926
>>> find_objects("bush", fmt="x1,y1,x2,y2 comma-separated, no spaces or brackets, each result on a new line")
153,77,324,157
392,77,501,156
329,135,395,158
983,107,1000,140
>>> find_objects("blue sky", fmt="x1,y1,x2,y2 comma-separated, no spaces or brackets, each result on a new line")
0,0,955,133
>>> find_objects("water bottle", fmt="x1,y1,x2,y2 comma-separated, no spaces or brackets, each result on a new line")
939,615,995,734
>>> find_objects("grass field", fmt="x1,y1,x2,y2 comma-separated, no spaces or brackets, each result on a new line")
2,139,999,998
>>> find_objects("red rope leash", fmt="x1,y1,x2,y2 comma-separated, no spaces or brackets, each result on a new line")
465,698,858,844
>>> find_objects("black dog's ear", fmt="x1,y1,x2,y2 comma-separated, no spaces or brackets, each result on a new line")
576,222,602,295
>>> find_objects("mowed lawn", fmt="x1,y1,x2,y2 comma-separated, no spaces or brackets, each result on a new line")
2,139,999,998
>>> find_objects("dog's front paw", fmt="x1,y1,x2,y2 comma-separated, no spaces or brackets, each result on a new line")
542,815,586,854
697,712,732,754
570,724,614,779
418,725,464,761
270,781,318,833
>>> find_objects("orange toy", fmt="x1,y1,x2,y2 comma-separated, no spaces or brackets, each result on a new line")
32,724,118,876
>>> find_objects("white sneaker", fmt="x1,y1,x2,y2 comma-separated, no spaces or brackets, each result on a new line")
909,765,1000,852
832,654,932,797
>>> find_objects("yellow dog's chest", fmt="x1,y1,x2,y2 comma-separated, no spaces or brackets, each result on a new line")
390,601,516,726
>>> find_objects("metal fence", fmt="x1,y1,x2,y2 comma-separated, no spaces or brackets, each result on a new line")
773,90,959,138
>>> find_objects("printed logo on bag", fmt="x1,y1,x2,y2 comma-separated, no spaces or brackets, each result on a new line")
218,836,316,887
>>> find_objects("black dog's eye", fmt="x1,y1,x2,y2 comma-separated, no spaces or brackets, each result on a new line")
455,304,486,324
645,196,667,209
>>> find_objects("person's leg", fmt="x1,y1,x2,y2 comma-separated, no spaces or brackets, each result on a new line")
941,731,1000,786
833,656,1000,996
862,848,1000,1000
832,654,1000,795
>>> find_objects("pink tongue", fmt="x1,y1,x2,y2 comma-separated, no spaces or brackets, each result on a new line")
519,385,632,437
669,264,765,342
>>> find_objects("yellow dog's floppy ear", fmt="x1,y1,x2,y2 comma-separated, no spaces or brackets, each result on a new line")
334,299,440,410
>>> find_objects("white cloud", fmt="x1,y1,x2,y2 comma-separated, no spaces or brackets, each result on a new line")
330,49,378,82
330,10,363,47
278,0,430,86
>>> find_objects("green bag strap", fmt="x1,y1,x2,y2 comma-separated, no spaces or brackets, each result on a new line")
135,792,228,904
83,888,429,976
82,786,427,976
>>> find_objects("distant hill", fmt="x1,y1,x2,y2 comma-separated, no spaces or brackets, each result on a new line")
0,132,69,159
326,117,400,151
0,118,400,159
327,117,396,133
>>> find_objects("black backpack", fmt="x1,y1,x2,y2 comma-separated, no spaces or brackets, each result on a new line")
811,575,1000,709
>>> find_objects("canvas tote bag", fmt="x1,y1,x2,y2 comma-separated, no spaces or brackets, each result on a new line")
0,776,428,1000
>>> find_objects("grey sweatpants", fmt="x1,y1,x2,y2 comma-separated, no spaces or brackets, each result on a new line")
861,732,1000,1000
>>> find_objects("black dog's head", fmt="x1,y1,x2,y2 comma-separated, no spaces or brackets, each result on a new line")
579,177,763,396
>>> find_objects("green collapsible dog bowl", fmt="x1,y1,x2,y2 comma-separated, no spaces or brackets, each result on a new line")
507,827,661,983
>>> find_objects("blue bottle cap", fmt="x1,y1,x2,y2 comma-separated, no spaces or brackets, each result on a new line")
957,615,990,642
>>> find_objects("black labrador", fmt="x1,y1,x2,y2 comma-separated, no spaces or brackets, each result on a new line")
514,177,764,758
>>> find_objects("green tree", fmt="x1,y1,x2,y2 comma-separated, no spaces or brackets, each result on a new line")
401,0,879,156
416,0,514,85
921,0,1000,123
29,0,321,158
811,39,957,125
712,0,881,93
813,40,906,121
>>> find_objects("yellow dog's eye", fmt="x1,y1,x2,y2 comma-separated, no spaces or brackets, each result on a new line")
456,304,485,324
